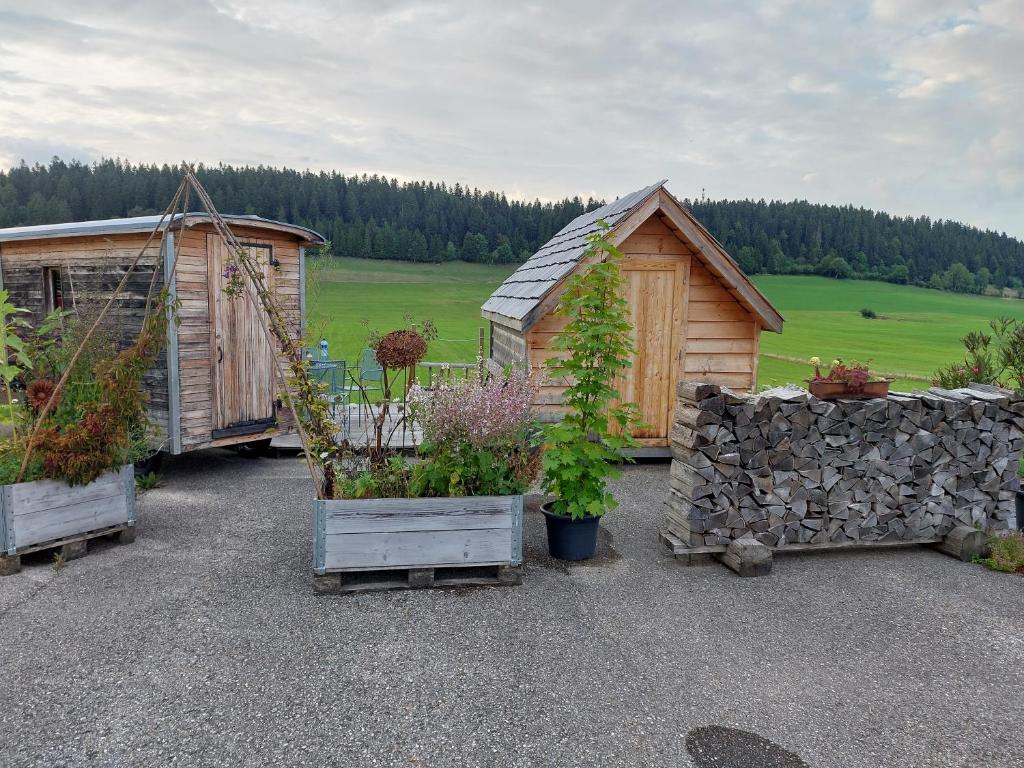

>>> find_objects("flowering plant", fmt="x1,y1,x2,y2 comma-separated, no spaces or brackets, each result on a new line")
408,369,539,497
808,356,878,391
410,367,536,448
934,318,1024,392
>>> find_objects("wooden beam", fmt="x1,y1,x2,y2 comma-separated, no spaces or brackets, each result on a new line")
298,245,306,341
163,232,182,455
481,308,524,333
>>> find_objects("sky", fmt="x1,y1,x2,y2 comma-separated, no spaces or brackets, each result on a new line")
0,0,1021,237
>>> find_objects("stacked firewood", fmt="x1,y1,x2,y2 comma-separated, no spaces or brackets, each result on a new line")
667,382,1023,549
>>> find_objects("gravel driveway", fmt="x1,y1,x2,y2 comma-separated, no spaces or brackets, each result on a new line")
1,450,1022,767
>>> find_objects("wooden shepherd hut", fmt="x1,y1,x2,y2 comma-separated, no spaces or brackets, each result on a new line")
0,214,324,456
482,181,784,454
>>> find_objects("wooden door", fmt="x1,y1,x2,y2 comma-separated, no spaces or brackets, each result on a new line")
619,259,687,442
208,235,277,432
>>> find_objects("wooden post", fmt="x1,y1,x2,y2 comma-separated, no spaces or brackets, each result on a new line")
478,326,485,378
0,554,20,576
61,540,87,561
933,526,987,562
716,538,773,577
408,568,434,588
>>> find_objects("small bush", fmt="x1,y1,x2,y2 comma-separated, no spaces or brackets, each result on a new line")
977,532,1024,574
135,472,163,492
860,308,877,319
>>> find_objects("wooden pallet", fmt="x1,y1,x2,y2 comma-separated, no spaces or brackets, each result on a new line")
0,523,136,576
660,526,983,577
313,563,522,594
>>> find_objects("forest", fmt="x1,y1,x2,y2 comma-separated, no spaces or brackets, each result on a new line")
1,158,1022,295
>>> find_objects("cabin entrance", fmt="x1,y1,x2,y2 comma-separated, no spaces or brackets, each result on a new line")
208,236,278,436
618,257,687,444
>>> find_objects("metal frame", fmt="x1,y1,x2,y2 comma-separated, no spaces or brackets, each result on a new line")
163,232,183,454
313,499,327,575
123,465,137,527
1,485,13,555
510,495,524,566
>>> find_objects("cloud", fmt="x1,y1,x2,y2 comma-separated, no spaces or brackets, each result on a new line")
0,0,1021,237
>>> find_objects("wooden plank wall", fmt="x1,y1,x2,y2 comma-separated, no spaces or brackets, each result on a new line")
685,260,758,391
0,235,169,438
490,322,527,368
174,224,301,449
517,211,760,433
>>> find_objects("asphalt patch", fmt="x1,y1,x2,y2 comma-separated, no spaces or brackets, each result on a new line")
686,725,810,767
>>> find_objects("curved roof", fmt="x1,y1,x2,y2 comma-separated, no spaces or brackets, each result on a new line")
0,213,326,245
482,180,783,334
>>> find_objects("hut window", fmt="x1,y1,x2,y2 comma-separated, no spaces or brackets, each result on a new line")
43,267,64,312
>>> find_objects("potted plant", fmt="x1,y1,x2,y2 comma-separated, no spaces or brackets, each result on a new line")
539,222,643,561
0,291,165,574
807,357,890,400
307,324,539,591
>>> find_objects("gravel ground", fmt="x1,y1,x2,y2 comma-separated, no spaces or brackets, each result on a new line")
1,450,1023,767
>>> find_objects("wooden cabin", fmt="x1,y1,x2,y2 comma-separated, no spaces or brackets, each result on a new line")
482,181,784,454
0,214,324,456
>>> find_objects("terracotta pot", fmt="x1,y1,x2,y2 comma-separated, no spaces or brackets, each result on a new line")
807,379,890,401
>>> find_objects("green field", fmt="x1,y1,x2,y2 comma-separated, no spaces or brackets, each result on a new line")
307,258,1024,390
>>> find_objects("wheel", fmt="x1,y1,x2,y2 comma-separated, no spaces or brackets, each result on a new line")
234,437,274,458
134,450,164,475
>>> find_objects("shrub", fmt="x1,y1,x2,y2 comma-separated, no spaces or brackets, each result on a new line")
977,532,1024,574
860,308,877,319
0,295,169,487
409,368,539,497
411,367,536,449
38,403,127,486
934,317,1024,392
540,221,643,519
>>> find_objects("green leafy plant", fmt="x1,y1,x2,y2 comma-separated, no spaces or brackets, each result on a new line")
336,455,411,499
934,317,1024,391
540,221,642,520
976,532,1024,574
135,472,163,492
859,307,877,319
408,367,539,498
0,289,32,439
411,441,535,497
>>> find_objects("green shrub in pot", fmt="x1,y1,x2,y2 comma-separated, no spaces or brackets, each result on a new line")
539,221,644,558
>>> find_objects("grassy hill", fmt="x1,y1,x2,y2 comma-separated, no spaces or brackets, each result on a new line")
307,258,1024,390
755,276,1024,390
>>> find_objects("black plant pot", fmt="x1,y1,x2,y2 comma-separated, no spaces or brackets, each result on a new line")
542,502,600,561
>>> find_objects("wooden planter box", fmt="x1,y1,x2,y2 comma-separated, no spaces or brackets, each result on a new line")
0,465,136,574
313,495,524,592
808,379,890,400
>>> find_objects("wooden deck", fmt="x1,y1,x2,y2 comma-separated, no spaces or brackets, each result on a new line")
273,403,422,451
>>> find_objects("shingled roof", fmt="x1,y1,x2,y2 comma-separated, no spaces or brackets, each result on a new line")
482,180,783,334
481,181,664,325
